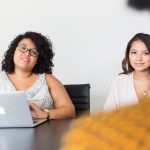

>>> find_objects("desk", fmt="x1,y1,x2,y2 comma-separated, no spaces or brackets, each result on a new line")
0,119,73,150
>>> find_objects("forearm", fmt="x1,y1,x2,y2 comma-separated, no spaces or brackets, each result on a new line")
49,105,75,119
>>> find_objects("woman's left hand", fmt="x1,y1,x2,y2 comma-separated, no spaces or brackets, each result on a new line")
29,102,47,119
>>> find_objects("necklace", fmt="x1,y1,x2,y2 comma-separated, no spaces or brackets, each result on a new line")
133,79,150,100
143,87,150,97
133,71,150,98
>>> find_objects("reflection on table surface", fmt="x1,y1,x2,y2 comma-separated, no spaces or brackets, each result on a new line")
0,119,74,150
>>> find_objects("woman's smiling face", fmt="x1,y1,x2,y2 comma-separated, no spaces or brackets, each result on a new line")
129,40,150,73
13,38,38,72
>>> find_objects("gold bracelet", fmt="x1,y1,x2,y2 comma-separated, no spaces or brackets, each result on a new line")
43,109,50,120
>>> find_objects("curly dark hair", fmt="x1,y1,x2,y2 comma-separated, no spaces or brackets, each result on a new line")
121,33,150,74
2,31,55,74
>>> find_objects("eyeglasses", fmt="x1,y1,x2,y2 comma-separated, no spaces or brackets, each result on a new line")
17,44,39,57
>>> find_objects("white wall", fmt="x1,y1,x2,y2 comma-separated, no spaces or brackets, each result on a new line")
0,0,150,113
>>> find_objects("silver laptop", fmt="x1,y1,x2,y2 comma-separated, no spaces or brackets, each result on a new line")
0,91,47,127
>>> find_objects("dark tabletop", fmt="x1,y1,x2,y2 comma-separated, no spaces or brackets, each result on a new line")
0,119,73,150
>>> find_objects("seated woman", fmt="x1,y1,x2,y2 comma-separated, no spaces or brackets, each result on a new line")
1,31,75,119
104,33,150,111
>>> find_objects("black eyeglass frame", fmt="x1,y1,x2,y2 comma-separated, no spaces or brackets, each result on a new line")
17,44,39,57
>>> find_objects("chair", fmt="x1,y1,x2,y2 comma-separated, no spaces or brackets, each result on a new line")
64,84,90,117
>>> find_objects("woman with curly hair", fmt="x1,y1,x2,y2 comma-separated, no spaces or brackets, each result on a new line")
104,33,150,111
1,31,75,119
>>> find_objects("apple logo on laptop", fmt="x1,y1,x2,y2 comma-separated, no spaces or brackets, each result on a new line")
0,106,6,115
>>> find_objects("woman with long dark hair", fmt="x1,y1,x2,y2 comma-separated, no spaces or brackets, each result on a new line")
104,33,150,111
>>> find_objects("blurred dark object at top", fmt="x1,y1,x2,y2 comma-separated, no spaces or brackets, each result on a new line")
128,0,150,10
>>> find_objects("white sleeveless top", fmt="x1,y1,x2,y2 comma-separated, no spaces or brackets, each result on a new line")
0,71,53,109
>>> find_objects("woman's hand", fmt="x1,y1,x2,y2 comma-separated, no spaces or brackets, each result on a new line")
29,102,48,119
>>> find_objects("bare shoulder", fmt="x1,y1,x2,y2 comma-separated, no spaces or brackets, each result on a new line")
45,74,63,88
45,74,70,103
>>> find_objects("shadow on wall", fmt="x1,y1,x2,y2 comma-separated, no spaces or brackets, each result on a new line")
127,0,150,10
